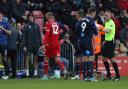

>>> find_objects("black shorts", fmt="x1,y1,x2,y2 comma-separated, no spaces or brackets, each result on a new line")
27,45,40,55
102,41,115,58
0,45,7,56
79,38,94,56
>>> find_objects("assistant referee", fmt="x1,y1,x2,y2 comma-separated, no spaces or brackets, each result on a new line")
101,11,120,81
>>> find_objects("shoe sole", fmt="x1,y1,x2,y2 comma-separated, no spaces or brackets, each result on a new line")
113,78,121,81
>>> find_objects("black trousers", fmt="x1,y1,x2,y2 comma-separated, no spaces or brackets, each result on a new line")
8,50,17,77
0,45,10,76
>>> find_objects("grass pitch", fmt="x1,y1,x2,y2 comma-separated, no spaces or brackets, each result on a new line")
0,77,127,89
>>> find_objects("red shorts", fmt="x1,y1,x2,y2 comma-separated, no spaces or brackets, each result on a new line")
45,44,60,58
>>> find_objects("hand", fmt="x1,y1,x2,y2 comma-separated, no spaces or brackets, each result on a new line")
41,45,46,52
99,3,103,7
23,47,27,52
0,26,4,30
102,41,105,47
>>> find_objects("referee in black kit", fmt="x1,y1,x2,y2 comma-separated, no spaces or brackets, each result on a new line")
101,11,120,81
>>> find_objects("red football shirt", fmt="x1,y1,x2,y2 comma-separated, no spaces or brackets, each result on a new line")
44,20,60,46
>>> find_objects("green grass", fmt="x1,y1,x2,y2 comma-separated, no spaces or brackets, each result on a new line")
0,77,128,89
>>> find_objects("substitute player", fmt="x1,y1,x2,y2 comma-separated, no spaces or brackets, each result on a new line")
42,12,68,80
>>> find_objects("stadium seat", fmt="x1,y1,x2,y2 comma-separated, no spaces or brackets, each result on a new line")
32,11,44,18
34,18,44,31
32,11,44,31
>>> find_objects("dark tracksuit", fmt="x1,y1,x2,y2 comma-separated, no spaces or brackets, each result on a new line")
23,22,42,55
23,21,42,77
7,27,19,78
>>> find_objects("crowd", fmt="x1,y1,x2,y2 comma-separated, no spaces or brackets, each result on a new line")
0,0,128,80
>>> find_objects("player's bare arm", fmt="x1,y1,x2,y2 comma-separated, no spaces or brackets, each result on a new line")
0,25,11,35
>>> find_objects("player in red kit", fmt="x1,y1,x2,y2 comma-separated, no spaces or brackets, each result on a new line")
42,12,68,80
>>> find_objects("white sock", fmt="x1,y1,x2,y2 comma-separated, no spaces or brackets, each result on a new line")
44,74,48,77
34,70,37,76
26,70,29,76
56,70,60,77
64,69,67,74
75,75,79,79
54,70,58,75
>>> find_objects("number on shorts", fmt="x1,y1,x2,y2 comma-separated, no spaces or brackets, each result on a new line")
52,24,59,34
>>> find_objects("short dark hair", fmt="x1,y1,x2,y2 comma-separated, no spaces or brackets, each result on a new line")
78,9,85,18
27,13,34,20
46,12,54,18
88,7,96,13
0,11,3,14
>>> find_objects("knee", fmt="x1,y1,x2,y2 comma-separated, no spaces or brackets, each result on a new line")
110,58,115,63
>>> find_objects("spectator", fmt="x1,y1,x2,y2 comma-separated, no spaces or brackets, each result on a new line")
119,10,128,28
117,0,128,10
11,0,26,21
26,0,44,11
57,0,76,29
0,11,11,79
44,0,60,13
101,0,118,11
120,23,128,48
0,0,10,18
94,0,103,9
69,0,84,10
96,9,105,25
111,11,121,39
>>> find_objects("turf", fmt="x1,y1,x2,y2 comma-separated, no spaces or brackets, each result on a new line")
0,77,127,89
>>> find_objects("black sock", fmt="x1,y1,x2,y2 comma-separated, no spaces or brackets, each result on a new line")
87,61,94,78
112,62,120,77
83,62,87,79
75,63,80,75
104,61,111,77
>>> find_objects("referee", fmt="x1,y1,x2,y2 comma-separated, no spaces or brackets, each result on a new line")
101,11,120,81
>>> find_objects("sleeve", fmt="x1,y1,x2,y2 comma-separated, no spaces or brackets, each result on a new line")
37,25,42,46
43,22,50,45
22,24,28,47
98,24,105,35
6,22,11,30
17,31,20,47
92,21,98,36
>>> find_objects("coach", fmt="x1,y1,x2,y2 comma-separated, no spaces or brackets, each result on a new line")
23,13,42,77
